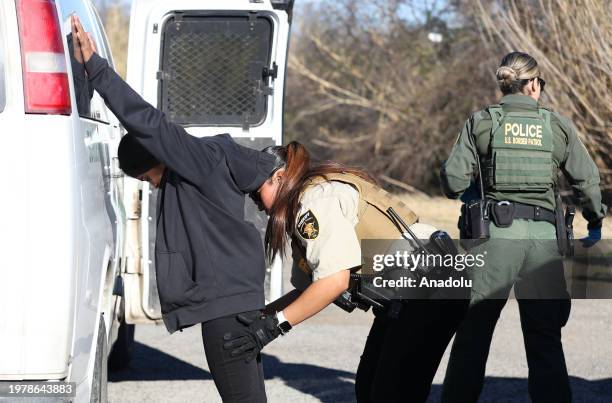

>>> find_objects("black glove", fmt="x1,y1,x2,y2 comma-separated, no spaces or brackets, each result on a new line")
222,313,281,362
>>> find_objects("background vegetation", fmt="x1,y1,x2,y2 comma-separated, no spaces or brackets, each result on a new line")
93,0,611,200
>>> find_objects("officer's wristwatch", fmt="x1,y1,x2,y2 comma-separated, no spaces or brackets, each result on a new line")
276,311,292,335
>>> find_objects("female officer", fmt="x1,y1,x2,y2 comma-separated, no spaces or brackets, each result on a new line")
223,142,470,402
72,16,275,403
439,51,606,402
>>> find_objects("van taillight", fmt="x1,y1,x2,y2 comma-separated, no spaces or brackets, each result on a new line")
15,0,71,115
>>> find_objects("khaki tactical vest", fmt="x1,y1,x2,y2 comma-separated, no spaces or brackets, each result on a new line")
483,106,554,192
296,172,419,276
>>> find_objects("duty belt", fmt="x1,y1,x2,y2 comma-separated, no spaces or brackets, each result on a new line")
489,200,556,225
513,203,556,224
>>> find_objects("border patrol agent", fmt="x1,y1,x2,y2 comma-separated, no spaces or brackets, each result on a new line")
222,142,469,403
439,52,606,403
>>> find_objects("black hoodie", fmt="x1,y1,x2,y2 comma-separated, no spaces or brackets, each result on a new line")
85,53,276,333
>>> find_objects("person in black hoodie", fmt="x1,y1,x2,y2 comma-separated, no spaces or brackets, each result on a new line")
72,16,275,402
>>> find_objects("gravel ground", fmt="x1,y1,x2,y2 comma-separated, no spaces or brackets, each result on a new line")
108,299,612,403
109,197,611,402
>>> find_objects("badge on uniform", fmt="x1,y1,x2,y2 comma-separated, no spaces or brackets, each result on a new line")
297,210,319,240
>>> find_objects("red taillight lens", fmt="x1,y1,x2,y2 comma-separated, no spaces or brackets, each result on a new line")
16,0,71,115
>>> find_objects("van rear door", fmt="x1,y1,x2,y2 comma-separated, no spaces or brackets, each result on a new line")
123,0,292,324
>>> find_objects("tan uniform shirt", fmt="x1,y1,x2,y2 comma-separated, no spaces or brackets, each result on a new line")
290,180,438,290
291,181,362,290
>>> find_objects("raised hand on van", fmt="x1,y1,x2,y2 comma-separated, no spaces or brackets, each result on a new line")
71,15,97,63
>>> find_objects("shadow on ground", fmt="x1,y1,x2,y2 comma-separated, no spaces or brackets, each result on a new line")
109,343,611,402
262,353,355,403
427,376,612,403
108,342,212,382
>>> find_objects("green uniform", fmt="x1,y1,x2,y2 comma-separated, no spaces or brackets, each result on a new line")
441,94,606,226
439,94,606,403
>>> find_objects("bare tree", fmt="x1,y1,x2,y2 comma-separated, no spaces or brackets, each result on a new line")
471,0,612,188
286,0,495,192
95,0,130,78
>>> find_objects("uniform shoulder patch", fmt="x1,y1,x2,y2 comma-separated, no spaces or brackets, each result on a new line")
297,210,319,240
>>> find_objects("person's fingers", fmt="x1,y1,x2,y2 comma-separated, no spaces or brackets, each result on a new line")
71,17,79,44
230,343,256,357
74,16,87,44
86,32,97,53
222,335,251,349
579,238,596,248
222,331,243,341
244,350,257,363
74,15,84,33
236,313,255,326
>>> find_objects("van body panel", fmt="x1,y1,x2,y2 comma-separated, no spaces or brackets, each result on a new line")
0,0,123,394
0,0,76,380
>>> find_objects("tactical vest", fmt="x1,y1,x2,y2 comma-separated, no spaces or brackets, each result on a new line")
483,106,554,192
295,172,419,276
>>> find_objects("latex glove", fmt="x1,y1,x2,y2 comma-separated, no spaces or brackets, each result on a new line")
222,313,281,362
580,228,601,248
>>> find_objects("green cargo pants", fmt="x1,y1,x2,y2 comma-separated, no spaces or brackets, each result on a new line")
469,219,569,302
442,219,572,403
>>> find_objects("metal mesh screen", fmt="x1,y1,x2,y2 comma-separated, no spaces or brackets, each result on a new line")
160,15,272,126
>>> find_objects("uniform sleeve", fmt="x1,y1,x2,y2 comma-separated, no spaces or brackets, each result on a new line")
557,114,607,227
440,116,477,199
84,53,223,185
296,197,362,282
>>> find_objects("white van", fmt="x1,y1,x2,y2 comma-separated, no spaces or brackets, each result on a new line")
0,0,292,401
0,0,125,401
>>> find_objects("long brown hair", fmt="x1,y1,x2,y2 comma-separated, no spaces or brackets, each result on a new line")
263,142,376,260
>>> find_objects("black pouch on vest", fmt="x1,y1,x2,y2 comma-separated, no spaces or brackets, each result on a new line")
491,201,516,228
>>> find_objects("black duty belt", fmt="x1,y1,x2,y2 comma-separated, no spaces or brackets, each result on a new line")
489,200,556,225
513,203,556,224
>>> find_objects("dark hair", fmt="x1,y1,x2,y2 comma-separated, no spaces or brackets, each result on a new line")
263,141,376,260
496,51,540,95
118,133,159,177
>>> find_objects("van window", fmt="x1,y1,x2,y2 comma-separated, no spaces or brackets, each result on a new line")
159,14,273,127
58,0,107,121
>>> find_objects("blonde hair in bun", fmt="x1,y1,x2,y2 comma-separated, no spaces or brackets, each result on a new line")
496,52,540,95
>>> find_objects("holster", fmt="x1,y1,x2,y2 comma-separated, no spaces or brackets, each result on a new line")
333,290,370,313
554,192,575,257
565,206,575,257
459,200,491,250
347,231,467,311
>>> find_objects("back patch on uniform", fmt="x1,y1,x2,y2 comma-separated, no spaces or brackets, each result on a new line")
297,210,319,240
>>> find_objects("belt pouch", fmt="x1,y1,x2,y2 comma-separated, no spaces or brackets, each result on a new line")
491,201,515,228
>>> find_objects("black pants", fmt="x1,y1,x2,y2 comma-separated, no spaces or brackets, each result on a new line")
201,311,266,403
441,299,571,403
355,300,469,403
